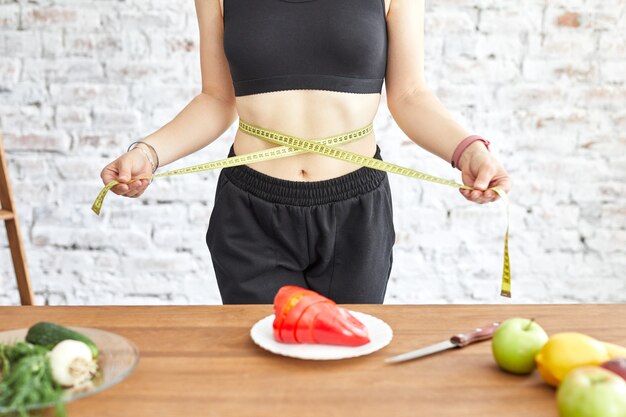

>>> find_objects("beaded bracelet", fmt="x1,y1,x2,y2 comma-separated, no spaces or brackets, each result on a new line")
451,135,490,170
127,141,159,174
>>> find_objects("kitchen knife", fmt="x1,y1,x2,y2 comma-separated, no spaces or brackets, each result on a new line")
384,322,500,364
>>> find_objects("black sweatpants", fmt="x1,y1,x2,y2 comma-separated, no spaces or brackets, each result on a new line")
206,144,396,305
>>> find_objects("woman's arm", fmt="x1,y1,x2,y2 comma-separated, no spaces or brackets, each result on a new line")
137,0,238,167
101,0,237,197
384,0,511,203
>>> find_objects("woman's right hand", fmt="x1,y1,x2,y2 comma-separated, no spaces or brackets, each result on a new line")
100,149,154,198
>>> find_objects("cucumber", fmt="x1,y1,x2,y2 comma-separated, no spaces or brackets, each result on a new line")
25,322,99,359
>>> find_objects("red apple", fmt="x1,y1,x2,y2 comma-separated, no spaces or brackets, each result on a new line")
601,358,626,381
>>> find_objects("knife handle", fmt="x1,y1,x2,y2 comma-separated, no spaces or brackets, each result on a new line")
450,322,500,347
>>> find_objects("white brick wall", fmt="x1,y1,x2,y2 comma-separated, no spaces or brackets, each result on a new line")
1,0,624,305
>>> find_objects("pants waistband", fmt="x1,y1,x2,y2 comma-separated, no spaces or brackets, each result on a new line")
223,144,387,206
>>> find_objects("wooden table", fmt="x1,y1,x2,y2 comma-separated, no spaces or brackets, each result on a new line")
0,305,624,417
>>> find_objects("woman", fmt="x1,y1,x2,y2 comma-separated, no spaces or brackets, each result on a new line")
100,0,512,304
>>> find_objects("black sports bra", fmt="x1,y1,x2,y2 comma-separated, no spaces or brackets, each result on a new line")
223,0,388,97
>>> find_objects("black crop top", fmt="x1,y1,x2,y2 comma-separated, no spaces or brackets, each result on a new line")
223,0,388,97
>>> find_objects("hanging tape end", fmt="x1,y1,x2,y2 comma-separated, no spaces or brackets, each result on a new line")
91,204,101,216
500,290,511,298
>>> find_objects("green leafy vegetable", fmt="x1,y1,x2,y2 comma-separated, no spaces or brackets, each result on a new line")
0,342,67,417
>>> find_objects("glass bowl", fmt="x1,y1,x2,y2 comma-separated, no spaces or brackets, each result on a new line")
0,326,140,413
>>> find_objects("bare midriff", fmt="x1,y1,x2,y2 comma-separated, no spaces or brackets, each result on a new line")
233,90,382,181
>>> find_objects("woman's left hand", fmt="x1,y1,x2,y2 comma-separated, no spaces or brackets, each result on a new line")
458,142,512,204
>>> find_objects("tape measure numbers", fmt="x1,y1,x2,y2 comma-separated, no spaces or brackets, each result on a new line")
92,119,511,298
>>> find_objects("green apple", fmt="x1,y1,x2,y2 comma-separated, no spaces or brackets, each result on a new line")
557,366,626,417
491,317,549,374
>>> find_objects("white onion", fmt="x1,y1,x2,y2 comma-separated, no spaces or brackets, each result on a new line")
47,339,97,387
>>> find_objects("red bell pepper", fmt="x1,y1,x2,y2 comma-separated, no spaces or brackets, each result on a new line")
272,285,370,346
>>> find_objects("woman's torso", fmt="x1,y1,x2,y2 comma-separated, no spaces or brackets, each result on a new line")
220,0,390,181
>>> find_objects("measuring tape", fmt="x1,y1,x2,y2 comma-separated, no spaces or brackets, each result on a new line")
92,119,511,298
91,122,374,215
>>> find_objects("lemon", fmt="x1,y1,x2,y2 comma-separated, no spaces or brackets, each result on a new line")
535,332,611,387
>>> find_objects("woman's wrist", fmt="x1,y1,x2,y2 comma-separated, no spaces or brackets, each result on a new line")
451,135,490,170
457,141,490,170
127,141,160,174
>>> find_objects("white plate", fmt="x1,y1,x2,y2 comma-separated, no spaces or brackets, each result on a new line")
250,310,393,360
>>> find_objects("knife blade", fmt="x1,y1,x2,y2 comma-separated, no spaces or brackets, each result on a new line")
384,322,500,364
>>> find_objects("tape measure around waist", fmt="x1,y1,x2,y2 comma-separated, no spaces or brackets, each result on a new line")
91,122,374,216
92,119,511,298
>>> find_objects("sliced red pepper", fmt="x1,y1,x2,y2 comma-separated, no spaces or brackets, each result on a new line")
280,294,327,343
271,285,370,346
294,300,331,344
273,288,308,342
273,285,303,314
311,306,370,346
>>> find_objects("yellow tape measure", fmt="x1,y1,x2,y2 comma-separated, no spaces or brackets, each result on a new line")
91,122,374,216
92,119,511,298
